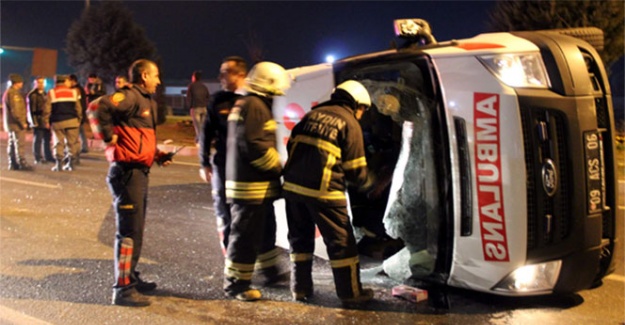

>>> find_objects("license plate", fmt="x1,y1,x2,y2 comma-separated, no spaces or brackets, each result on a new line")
583,131,603,214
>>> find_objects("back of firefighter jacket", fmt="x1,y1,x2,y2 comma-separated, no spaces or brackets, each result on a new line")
225,94,282,204
283,103,368,206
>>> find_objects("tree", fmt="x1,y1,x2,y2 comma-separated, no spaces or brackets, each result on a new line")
488,0,624,70
65,1,159,84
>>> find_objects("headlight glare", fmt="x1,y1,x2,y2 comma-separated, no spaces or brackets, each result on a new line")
493,260,562,294
479,53,551,88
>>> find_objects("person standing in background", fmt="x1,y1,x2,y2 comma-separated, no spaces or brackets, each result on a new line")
2,73,31,171
115,75,129,90
27,76,54,164
69,74,89,157
44,74,82,172
199,56,248,254
186,70,210,145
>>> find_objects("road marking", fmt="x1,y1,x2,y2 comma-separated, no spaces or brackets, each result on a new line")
0,305,53,325
0,177,61,189
605,274,625,283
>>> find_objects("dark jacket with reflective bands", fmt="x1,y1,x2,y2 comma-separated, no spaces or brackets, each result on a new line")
96,85,158,167
225,94,282,204
283,100,368,206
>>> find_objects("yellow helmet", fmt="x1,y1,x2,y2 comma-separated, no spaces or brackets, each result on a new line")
245,61,291,97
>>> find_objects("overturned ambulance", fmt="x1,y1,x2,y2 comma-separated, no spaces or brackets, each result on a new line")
272,19,620,296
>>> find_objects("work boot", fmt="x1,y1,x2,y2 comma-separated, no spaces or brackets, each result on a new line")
135,275,157,293
340,288,374,305
51,160,63,172
112,287,150,307
232,289,262,302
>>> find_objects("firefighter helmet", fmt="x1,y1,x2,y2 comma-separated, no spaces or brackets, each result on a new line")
245,61,291,97
336,80,371,108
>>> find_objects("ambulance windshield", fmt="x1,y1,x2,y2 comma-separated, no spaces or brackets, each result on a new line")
338,58,447,281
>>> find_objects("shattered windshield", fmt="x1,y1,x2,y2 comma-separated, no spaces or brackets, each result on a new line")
338,59,446,282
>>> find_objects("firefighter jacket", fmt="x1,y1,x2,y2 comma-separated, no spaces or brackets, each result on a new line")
225,94,282,204
283,101,369,207
96,85,158,167
44,85,82,125
27,88,47,128
199,90,242,168
2,87,27,132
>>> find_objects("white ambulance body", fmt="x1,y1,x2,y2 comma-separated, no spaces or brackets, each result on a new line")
272,20,620,296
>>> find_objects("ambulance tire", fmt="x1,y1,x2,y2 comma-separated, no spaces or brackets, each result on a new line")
546,27,604,51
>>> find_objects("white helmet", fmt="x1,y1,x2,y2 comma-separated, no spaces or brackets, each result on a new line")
336,80,371,108
245,61,291,97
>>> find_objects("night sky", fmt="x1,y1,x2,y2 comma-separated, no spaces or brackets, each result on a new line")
1,0,496,85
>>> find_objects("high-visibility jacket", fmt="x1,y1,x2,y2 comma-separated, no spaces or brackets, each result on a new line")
96,85,158,167
225,94,282,204
283,102,368,206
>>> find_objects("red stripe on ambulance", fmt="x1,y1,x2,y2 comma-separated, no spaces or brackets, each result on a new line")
474,93,509,262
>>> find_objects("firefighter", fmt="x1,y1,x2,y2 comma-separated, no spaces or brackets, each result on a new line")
97,59,173,307
223,61,291,301
282,80,375,304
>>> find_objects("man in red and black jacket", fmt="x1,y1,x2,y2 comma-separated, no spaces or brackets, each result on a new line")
97,59,173,307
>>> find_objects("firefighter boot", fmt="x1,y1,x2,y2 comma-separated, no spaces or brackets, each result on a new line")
291,258,313,302
51,160,63,172
330,258,374,305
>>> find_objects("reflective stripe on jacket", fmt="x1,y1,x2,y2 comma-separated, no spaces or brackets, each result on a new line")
282,103,368,206
225,94,282,204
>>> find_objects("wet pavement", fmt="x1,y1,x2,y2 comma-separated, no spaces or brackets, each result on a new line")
0,140,623,324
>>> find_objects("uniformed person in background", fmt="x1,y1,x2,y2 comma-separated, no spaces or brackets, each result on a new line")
44,74,82,172
223,61,290,301
2,73,31,170
199,56,248,255
282,80,375,304
97,59,173,307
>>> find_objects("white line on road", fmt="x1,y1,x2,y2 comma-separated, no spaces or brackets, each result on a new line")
605,274,625,283
0,305,52,325
0,177,61,189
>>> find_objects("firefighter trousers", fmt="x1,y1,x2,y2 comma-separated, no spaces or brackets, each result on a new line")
285,199,365,299
107,162,150,289
224,202,280,295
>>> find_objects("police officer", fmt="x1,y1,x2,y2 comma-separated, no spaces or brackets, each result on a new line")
199,56,248,254
282,80,375,304
223,61,290,301
2,73,31,170
97,59,173,307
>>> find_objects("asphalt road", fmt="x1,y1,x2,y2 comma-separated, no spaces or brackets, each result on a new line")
0,146,623,325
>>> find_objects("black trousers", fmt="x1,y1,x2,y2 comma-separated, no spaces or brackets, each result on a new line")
107,162,149,289
210,162,231,253
285,199,364,299
32,127,53,162
224,202,278,295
